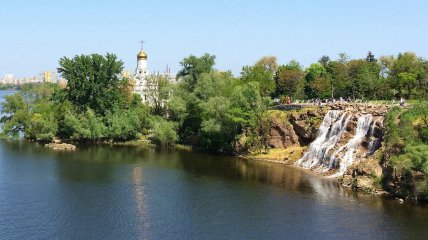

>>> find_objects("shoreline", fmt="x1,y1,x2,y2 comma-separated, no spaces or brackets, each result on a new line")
241,155,339,179
241,154,392,197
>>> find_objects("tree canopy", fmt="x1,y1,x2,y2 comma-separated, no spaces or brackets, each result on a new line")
57,53,130,115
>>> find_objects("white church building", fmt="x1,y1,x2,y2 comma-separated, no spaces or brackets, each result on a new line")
134,48,154,104
133,46,175,106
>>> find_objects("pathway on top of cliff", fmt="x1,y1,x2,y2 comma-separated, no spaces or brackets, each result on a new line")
272,102,391,116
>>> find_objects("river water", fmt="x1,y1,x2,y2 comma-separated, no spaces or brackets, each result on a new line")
0,91,428,240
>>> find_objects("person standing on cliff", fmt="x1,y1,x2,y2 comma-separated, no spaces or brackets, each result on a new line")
400,97,405,107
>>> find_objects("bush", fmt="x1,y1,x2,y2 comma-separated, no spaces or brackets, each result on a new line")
26,113,58,142
151,118,177,147
106,107,150,141
0,93,30,137
61,108,107,141
385,105,428,200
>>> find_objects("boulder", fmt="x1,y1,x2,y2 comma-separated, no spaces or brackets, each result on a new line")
45,143,76,151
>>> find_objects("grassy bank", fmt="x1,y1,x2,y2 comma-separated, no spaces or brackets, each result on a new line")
244,146,307,164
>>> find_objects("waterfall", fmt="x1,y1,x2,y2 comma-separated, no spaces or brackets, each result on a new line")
297,110,381,177
328,114,373,177
297,110,351,169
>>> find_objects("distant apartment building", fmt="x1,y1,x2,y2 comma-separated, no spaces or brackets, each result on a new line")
0,71,61,85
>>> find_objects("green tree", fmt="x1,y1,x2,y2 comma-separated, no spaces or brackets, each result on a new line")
177,53,216,91
240,65,275,97
61,108,107,141
106,106,150,141
325,61,349,99
229,81,270,152
318,55,330,67
366,51,377,62
194,71,234,100
57,53,130,115
1,93,30,137
26,101,58,142
151,118,178,147
389,52,425,98
274,60,305,98
304,63,326,98
310,75,333,99
338,52,350,64
254,56,279,74
199,96,235,152
347,59,380,99
1,83,59,139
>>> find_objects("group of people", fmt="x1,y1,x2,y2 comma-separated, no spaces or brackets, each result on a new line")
391,97,406,107
278,96,407,107
400,97,406,107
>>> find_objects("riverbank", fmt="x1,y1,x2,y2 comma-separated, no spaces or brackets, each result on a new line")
6,135,403,202
108,139,193,151
241,147,394,199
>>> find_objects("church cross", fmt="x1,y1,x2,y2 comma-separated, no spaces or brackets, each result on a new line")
140,40,145,49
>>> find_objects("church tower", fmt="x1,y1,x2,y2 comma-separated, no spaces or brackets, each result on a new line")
135,48,148,77
134,44,150,103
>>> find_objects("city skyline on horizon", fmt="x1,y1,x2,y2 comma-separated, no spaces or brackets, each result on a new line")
1,0,428,78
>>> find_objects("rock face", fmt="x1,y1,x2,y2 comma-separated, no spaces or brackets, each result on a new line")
263,108,328,149
264,105,389,151
340,155,384,192
266,118,299,148
287,108,329,145
45,143,76,151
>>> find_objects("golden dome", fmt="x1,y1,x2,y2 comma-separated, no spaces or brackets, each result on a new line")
137,49,148,59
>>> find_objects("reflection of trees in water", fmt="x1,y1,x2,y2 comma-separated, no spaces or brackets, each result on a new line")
176,151,344,200
1,141,147,183
0,141,371,204
54,145,159,183
6,139,428,224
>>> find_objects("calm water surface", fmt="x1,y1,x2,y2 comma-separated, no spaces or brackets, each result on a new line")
0,91,427,240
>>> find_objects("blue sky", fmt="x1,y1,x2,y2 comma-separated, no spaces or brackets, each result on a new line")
1,0,427,77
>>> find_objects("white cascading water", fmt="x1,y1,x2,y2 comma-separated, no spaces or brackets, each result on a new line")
297,110,351,169
328,114,373,177
297,110,379,177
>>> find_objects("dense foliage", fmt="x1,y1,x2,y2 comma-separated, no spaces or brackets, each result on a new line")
1,54,151,143
383,104,428,200
269,51,427,101
170,64,270,152
1,51,428,153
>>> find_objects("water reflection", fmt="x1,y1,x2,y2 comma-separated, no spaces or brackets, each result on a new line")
133,166,149,239
176,151,345,202
0,140,387,203
2,139,428,239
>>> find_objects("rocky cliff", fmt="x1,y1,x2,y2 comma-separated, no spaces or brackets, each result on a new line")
265,107,328,149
